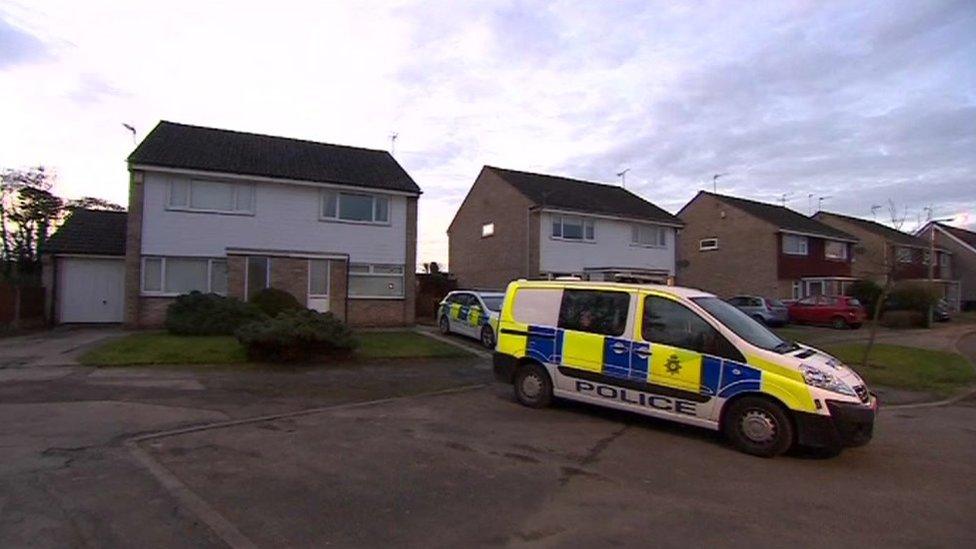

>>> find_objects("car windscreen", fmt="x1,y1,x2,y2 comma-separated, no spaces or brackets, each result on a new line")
480,295,504,311
847,298,861,307
767,298,786,308
691,297,794,353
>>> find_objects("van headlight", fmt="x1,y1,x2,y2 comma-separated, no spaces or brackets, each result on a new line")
799,364,857,397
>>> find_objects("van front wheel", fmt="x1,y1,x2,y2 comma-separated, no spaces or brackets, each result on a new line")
513,363,553,409
724,397,794,457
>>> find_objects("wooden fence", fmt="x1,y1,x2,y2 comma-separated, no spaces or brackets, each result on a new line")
0,282,45,329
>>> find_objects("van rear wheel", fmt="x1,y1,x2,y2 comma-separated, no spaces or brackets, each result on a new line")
724,397,794,457
513,363,553,408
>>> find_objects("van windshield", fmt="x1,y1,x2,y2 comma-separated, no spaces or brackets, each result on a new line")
691,297,796,353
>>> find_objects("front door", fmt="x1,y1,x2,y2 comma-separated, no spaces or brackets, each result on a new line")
307,259,330,313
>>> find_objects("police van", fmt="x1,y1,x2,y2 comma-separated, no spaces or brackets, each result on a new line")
493,280,877,457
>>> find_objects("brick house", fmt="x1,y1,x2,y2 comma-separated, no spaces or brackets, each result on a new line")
448,166,683,289
677,192,858,299
814,211,961,311
915,222,974,310
45,121,420,326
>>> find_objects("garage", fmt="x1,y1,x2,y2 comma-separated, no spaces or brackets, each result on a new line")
44,209,129,324
57,257,125,322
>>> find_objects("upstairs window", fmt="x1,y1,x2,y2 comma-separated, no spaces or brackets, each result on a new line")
896,247,913,263
552,215,594,241
168,180,255,214
699,238,719,251
782,234,808,256
939,253,950,268
824,240,848,260
321,191,390,224
632,224,666,247
481,223,495,238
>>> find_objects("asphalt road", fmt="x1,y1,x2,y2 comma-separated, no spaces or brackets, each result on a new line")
146,385,976,548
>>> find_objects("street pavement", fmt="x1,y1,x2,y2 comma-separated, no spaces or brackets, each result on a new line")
0,328,974,547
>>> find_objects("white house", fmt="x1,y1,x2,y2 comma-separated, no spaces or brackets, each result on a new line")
45,120,421,326
448,166,683,289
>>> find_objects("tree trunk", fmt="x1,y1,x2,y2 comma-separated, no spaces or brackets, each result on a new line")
860,279,892,369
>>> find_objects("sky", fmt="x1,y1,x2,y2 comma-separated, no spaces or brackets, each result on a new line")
1,0,974,269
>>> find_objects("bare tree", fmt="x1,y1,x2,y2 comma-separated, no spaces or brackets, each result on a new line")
855,200,906,369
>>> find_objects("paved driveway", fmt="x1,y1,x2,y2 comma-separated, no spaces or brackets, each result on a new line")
145,386,976,548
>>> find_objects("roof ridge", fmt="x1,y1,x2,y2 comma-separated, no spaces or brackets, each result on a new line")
156,120,390,155
486,165,626,191
705,190,800,213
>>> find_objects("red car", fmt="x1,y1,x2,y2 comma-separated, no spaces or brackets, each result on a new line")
788,295,866,329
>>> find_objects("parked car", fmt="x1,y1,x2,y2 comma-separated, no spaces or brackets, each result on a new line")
437,291,505,348
883,295,950,322
788,295,866,329
726,295,789,326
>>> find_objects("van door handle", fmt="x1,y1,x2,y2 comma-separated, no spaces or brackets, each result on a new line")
611,342,628,354
634,348,650,359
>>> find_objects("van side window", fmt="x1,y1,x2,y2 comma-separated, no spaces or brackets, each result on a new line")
558,289,629,336
642,295,744,362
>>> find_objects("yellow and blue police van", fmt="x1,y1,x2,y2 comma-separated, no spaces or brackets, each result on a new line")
438,290,505,349
493,280,877,457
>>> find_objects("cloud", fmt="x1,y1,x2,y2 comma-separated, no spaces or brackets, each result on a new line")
66,72,127,105
0,15,51,69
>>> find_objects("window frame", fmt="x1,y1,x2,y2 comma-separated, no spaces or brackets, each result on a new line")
640,294,744,362
556,288,630,337
631,224,667,248
939,253,950,268
348,263,405,299
244,256,271,300
824,240,848,260
782,234,809,256
140,256,229,296
551,214,595,242
166,179,255,215
481,222,495,238
896,247,914,263
699,238,719,251
320,190,391,225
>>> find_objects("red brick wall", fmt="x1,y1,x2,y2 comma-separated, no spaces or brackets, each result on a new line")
448,168,537,289
347,299,410,326
270,257,308,304
124,170,145,328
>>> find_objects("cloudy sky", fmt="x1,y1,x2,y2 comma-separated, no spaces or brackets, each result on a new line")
2,0,974,267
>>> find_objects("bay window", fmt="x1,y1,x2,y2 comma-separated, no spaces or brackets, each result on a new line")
321,190,390,223
782,234,808,255
168,179,254,214
632,224,666,247
142,257,228,295
552,215,595,241
349,263,404,298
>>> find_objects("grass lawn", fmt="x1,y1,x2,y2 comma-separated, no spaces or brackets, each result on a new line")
80,330,471,366
821,343,975,395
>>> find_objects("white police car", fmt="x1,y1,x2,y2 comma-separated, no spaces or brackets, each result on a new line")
437,291,504,348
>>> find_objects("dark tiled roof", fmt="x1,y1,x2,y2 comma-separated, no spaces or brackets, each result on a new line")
45,209,127,256
938,223,976,249
128,121,421,194
486,166,683,225
817,210,926,247
702,192,856,241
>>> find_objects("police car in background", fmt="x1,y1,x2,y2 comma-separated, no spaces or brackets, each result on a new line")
437,291,505,348
493,280,877,457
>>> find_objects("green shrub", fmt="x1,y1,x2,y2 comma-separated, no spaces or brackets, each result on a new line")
847,279,883,318
879,310,926,329
165,292,267,335
249,287,303,318
886,282,940,316
235,309,358,362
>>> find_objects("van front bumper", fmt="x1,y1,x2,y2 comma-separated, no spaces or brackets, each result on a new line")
795,398,877,450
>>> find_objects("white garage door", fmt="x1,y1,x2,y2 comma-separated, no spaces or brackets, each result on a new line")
59,258,125,323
